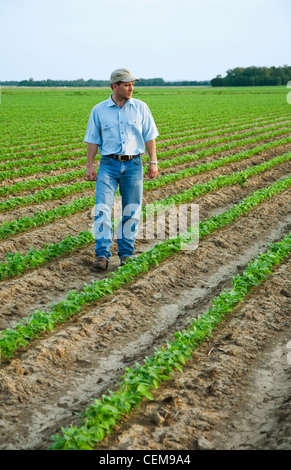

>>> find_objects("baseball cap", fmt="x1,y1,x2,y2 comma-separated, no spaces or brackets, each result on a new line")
110,68,140,84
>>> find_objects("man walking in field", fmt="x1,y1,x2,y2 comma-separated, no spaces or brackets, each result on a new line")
85,68,159,270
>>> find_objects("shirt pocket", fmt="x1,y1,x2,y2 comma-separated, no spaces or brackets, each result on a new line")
128,119,142,135
101,122,115,138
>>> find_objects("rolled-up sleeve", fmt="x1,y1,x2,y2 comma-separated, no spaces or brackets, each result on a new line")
84,107,102,145
142,104,159,143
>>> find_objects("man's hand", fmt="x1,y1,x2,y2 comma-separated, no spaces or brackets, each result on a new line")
86,166,97,181
147,162,158,179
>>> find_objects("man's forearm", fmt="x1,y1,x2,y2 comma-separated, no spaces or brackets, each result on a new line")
145,139,158,179
87,143,98,167
145,139,157,162
86,143,98,181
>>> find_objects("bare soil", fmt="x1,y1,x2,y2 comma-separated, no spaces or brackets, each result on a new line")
0,142,290,451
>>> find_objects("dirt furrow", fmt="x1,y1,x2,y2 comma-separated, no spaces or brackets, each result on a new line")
143,144,291,204
0,187,290,450
0,162,290,329
96,260,291,451
1,161,290,329
156,122,291,152
1,132,289,193
0,142,290,259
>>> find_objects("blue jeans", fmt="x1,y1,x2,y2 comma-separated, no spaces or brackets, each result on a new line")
94,155,143,260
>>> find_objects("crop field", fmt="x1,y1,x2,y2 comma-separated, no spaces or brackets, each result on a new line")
0,85,290,451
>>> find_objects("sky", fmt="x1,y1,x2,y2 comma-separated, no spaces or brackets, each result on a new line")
0,0,290,82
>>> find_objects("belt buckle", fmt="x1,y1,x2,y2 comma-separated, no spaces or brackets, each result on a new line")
117,154,130,161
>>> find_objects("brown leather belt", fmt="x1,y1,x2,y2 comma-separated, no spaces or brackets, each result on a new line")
106,154,140,161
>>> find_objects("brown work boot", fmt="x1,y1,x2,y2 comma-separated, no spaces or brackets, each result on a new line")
93,257,108,270
120,256,132,266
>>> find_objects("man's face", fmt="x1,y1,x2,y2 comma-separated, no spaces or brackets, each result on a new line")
113,81,134,101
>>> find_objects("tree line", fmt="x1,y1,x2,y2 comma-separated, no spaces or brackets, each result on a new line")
0,77,210,87
2,66,289,87
211,65,291,87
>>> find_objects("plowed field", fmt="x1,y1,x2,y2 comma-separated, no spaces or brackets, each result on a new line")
0,86,290,451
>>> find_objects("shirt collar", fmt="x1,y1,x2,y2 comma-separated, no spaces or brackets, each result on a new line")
107,95,136,108
107,95,116,107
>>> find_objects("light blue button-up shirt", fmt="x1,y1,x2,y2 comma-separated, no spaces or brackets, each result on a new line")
84,95,159,156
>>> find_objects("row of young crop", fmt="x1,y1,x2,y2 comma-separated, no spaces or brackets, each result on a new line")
157,111,290,141
1,112,289,163
0,118,289,202
1,115,290,194
159,112,291,141
0,133,290,244
0,116,284,174
147,133,291,172
0,148,86,171
154,126,291,160
1,117,288,172
1,88,287,152
0,173,290,359
0,133,85,155
155,101,288,133
156,118,290,150
48,229,291,449
0,149,289,281
0,143,85,162
1,124,289,186
1,133,290,220
1,120,85,149
0,102,231,150
1,98,289,156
